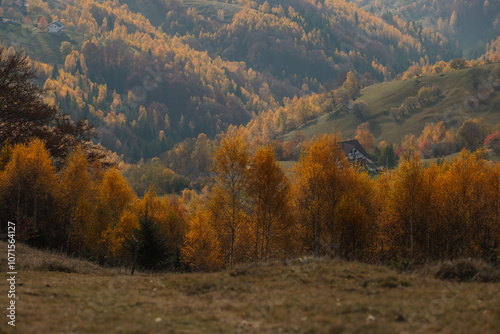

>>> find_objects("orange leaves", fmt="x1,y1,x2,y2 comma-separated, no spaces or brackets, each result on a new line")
0,139,58,240
247,145,292,261
182,208,224,271
104,187,187,265
59,147,93,251
439,150,491,258
378,152,427,260
355,122,374,151
209,132,250,266
91,168,135,257
4,139,57,196
292,132,363,258
183,133,296,268
376,149,500,263
97,168,135,224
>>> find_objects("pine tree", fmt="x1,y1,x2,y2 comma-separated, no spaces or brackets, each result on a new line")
51,64,59,79
129,211,171,271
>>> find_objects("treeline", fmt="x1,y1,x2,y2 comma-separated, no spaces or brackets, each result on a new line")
398,56,498,81
0,139,186,269
132,117,495,198
3,132,499,271
183,131,500,270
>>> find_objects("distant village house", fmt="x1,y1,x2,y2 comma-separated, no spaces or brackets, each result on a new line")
340,139,374,167
48,21,64,33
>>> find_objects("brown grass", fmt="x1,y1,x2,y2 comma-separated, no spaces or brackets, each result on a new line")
0,241,119,275
1,247,499,333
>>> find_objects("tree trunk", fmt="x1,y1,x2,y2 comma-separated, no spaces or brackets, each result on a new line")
33,194,37,228
410,193,414,260
66,206,76,252
254,223,260,262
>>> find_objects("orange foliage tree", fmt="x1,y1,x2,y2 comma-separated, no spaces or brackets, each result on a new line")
0,139,59,242
208,132,251,266
247,145,294,261
355,122,374,151
59,147,93,251
292,132,373,260
377,152,438,262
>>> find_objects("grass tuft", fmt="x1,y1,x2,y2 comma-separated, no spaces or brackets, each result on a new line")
434,259,500,282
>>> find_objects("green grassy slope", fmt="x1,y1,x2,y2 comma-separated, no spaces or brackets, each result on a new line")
0,24,76,64
183,0,244,22
285,63,500,145
121,0,244,27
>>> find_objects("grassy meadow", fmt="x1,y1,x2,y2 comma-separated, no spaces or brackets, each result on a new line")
0,23,76,65
1,242,499,333
183,0,245,22
284,63,500,145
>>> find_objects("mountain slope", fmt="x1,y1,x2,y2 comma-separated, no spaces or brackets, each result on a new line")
0,0,490,162
349,0,500,59
284,63,500,145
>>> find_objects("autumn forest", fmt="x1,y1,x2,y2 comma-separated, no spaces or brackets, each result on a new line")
1,0,500,273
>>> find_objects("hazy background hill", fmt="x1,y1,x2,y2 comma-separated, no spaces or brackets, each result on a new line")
0,0,498,164
349,0,500,59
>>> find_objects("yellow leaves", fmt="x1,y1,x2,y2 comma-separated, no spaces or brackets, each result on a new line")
376,148,500,262
3,138,57,196
98,168,135,220
293,132,365,257
0,139,58,240
182,208,224,271
212,132,250,190
102,208,139,259
342,71,359,99
418,121,446,145
86,168,135,257
247,145,291,261
101,187,187,263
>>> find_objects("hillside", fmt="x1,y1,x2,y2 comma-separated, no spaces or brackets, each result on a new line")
284,63,500,145
0,0,464,162
1,242,499,333
349,0,500,59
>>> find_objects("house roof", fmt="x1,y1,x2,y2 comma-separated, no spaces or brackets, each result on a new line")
50,20,64,28
340,139,369,157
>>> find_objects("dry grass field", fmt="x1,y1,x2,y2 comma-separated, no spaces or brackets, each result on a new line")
1,242,499,334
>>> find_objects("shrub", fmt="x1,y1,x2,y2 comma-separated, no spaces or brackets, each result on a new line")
435,259,500,282
484,131,500,154
387,257,415,273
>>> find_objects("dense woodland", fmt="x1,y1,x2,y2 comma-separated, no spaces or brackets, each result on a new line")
0,0,478,162
2,132,500,271
0,48,499,269
1,0,500,271
350,0,500,59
